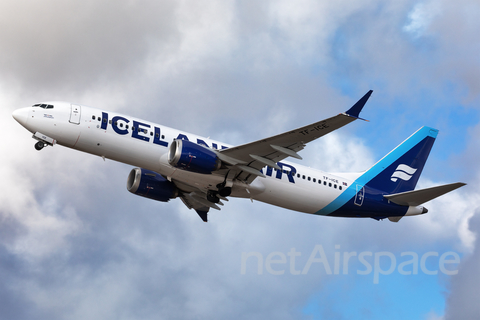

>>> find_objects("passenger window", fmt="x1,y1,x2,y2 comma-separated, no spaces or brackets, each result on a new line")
92,115,95,120
313,178,316,182
161,135,165,139
103,119,107,123
339,186,343,190
150,132,153,136
307,177,311,181
156,133,160,138
126,125,129,129
324,181,327,185
302,175,305,179
329,183,332,187
97,117,101,121
334,184,337,189
120,123,123,127
109,120,112,124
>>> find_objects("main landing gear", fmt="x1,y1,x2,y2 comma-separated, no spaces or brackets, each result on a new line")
206,186,232,204
205,172,233,204
216,179,232,197
206,185,232,204
207,190,220,203
34,141,45,151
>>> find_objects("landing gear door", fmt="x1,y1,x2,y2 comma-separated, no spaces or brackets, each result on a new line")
69,104,81,124
354,185,364,207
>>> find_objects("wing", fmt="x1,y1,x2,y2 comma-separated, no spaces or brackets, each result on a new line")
175,90,372,221
217,90,373,183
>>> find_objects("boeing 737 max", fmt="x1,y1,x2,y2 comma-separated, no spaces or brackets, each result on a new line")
12,91,465,222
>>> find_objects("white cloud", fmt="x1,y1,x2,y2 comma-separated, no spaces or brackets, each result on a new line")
415,178,476,252
1,94,85,259
403,1,441,38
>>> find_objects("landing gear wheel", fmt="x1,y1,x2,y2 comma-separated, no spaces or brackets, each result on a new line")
207,191,220,203
216,172,233,197
34,141,45,151
218,187,232,197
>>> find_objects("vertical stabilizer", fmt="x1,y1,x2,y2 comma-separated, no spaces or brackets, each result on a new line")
361,127,438,194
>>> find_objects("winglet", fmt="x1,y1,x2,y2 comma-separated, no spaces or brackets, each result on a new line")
345,90,373,119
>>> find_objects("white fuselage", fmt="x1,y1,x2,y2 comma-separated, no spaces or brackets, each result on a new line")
13,102,355,215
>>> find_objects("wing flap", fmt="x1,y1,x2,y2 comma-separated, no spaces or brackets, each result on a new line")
384,182,466,206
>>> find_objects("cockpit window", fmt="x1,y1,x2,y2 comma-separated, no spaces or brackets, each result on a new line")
32,104,54,109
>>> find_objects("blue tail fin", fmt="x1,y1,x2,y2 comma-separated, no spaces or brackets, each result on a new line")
360,127,438,194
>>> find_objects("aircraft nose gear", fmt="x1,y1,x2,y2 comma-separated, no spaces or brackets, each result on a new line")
34,141,45,150
32,132,56,151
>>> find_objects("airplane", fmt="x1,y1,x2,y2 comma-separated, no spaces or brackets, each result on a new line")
12,90,465,222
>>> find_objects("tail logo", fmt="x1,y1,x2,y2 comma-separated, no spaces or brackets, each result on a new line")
391,164,417,182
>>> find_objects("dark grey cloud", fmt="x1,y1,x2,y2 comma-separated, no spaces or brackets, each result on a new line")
444,211,480,319
0,0,178,93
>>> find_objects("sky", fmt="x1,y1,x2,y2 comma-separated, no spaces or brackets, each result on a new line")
1,0,480,319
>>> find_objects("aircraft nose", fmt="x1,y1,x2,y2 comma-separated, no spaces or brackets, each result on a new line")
12,108,29,127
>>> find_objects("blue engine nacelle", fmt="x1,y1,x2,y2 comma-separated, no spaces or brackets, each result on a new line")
168,139,221,174
127,168,178,202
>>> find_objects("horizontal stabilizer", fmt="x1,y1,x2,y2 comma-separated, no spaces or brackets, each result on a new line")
384,182,466,206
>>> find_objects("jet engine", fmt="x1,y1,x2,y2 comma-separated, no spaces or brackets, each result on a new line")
168,139,221,174
127,168,178,202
